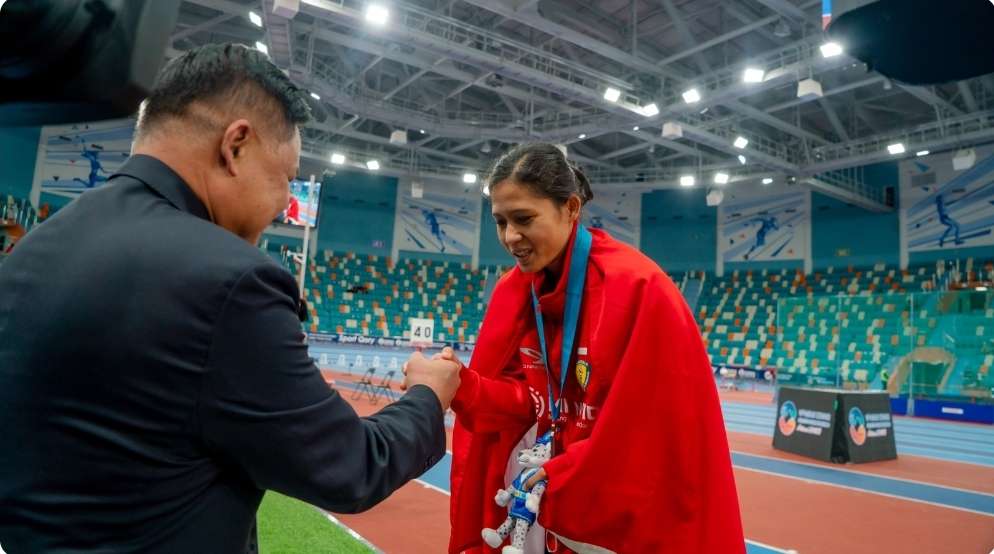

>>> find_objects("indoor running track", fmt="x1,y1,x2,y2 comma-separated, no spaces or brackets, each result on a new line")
324,373,994,554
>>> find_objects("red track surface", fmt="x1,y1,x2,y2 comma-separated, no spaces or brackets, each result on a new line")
324,373,994,553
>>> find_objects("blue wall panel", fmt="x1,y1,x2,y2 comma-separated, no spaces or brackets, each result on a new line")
640,189,717,273
0,126,40,199
317,170,396,257
477,198,513,267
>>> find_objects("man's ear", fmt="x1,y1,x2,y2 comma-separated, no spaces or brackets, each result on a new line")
219,119,252,177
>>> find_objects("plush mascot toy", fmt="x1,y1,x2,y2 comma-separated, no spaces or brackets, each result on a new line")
481,431,553,553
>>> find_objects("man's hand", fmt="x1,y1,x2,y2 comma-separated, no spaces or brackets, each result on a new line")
402,351,460,411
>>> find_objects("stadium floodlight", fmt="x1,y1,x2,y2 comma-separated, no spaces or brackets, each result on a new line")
737,155,747,165
714,172,730,185
249,11,263,27
916,150,930,157
330,153,345,165
365,4,389,25
463,173,477,184
733,136,749,149
820,41,844,58
309,92,321,100
641,102,659,117
366,159,380,170
762,177,774,185
682,88,701,104
254,41,269,56
603,87,621,102
743,67,765,83
578,133,587,139
680,175,695,188
887,143,906,155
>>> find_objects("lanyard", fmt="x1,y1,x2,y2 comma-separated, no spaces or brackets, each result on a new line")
530,225,592,427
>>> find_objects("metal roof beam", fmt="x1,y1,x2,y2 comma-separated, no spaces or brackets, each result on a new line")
817,98,850,142
899,84,965,117
752,0,811,22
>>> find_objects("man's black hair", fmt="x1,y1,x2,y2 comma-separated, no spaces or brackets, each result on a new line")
137,43,310,140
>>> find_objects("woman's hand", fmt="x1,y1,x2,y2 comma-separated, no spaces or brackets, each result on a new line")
432,346,465,369
524,468,547,490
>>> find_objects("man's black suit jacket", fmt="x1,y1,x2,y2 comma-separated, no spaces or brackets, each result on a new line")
0,155,445,553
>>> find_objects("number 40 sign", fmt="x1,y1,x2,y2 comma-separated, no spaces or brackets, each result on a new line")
408,317,435,348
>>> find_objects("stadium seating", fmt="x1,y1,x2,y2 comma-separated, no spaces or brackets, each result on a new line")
0,195,39,262
287,247,992,397
292,250,500,344
694,260,994,394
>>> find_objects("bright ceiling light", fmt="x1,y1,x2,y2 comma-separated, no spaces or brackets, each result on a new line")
419,129,426,134
249,11,263,27
820,41,844,58
641,103,659,117
762,177,774,185
331,153,346,165
254,41,269,56
603,87,621,102
743,67,765,83
733,136,749,149
463,173,477,184
714,172,730,185
632,126,639,131
578,133,587,139
682,88,701,104
309,92,321,100
916,150,930,157
737,155,747,165
365,4,389,25
887,143,906,155
366,159,380,170
680,175,695,188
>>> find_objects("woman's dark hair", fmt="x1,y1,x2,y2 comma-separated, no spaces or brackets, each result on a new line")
484,143,594,205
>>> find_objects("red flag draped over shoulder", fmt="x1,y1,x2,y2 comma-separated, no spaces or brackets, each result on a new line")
449,229,744,554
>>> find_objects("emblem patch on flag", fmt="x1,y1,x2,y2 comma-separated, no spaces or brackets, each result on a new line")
575,359,591,390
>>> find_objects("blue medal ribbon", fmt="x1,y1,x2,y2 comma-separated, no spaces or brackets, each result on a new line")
530,225,592,430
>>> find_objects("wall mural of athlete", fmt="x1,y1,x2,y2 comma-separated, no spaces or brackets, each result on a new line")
421,208,448,253
935,194,964,247
744,215,780,260
71,139,110,189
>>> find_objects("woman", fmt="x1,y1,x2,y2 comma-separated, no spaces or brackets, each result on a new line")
441,144,743,553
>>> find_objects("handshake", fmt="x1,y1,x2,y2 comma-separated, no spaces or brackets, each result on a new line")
401,347,463,410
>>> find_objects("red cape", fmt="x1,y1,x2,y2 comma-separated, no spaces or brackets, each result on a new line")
450,228,744,553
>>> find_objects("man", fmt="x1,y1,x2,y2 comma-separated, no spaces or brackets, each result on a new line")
0,43,459,553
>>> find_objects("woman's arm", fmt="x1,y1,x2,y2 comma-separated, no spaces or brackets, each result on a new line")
436,348,534,433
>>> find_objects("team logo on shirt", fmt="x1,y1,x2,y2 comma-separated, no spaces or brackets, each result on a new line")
575,360,591,391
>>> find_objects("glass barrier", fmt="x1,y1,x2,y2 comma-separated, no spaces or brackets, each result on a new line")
775,289,994,406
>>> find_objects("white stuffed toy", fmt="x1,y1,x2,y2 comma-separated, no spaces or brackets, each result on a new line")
481,431,553,554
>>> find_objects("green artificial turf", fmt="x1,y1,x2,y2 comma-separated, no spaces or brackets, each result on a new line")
257,491,374,554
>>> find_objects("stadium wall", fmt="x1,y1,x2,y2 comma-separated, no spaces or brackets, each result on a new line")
640,188,717,273
478,198,513,267
317,170,396,258
0,126,40,199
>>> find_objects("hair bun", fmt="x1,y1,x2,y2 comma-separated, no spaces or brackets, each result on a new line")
568,161,594,205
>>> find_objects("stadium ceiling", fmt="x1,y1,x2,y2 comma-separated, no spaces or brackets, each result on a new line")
171,0,994,210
